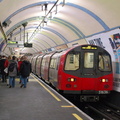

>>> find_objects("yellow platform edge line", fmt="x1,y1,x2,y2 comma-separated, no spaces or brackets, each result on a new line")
31,75,61,102
72,113,83,120
15,78,34,81
61,105,75,108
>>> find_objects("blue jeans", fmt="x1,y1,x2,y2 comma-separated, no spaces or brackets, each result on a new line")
21,76,27,88
9,76,15,87
19,75,22,83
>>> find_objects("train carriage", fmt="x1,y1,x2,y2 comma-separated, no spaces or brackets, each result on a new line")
49,51,66,88
36,54,46,78
41,51,56,82
31,55,40,74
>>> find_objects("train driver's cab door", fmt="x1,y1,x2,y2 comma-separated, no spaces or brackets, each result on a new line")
81,51,96,76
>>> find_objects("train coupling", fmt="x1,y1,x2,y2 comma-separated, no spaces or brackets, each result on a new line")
80,95,99,102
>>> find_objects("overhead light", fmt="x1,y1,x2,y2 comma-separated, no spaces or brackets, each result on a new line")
2,19,11,28
22,22,28,27
44,3,48,10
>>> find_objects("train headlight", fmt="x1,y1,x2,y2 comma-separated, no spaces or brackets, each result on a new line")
101,79,108,82
68,78,76,82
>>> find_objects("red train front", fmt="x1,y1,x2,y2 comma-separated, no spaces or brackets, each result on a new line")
49,45,113,101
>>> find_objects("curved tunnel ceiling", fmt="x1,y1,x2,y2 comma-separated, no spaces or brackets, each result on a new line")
0,0,120,55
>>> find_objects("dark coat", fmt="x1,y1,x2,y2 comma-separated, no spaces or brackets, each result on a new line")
20,60,32,78
0,59,6,74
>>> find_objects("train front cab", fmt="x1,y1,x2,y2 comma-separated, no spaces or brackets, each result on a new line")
57,45,113,101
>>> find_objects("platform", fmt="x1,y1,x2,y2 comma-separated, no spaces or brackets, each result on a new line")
0,74,93,120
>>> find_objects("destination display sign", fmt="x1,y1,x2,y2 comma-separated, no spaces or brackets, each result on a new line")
82,46,97,50
7,41,24,48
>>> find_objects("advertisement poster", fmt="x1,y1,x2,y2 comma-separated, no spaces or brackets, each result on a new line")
86,28,120,92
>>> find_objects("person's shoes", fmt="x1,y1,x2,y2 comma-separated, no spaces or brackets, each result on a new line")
20,84,24,88
9,85,11,88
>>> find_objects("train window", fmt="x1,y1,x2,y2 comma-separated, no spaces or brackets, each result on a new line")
50,58,54,68
41,58,45,66
56,57,60,70
54,59,57,69
98,53,111,71
84,52,94,68
50,58,57,69
65,53,79,70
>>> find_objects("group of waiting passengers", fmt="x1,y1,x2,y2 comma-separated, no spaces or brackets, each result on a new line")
0,55,32,88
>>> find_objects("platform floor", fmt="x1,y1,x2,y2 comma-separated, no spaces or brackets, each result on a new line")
0,74,93,120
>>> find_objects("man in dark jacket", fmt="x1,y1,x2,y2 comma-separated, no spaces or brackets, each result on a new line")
0,55,7,82
19,56,32,88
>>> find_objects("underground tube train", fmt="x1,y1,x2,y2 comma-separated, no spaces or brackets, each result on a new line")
30,44,113,102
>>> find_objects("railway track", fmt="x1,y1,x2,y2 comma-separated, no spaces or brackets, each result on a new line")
84,101,120,120
63,94,120,120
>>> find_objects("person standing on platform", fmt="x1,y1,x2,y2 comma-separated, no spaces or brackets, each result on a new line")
4,56,12,86
8,56,18,88
19,56,31,88
0,55,7,82
18,56,24,84
0,55,2,81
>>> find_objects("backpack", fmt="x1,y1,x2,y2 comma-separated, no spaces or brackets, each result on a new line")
8,62,16,72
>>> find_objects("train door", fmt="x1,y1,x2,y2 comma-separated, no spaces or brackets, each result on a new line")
49,57,58,86
81,51,97,76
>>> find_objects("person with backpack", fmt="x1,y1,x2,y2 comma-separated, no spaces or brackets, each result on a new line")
8,56,18,88
19,56,31,88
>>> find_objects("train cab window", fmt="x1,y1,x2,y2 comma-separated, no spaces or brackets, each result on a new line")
84,52,94,68
65,53,79,70
98,53,111,71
